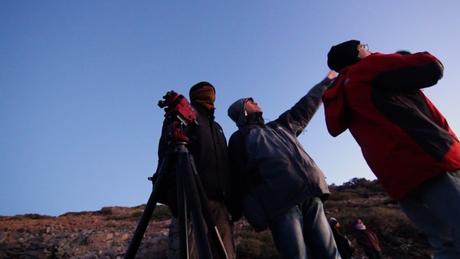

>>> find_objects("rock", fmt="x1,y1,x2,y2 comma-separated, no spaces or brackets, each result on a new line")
0,232,6,243
121,233,129,241
106,233,114,241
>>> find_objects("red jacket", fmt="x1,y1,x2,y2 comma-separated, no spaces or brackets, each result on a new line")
323,52,460,200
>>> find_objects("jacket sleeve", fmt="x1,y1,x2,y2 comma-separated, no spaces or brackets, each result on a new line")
323,74,350,137
150,119,179,216
227,130,248,222
373,52,444,91
276,77,335,136
157,120,169,164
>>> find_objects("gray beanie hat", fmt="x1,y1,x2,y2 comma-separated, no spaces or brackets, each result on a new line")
228,98,251,129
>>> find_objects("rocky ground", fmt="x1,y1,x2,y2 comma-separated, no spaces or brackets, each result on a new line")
0,179,432,258
0,206,169,258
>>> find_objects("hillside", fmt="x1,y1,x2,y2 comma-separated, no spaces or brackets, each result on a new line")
0,178,431,258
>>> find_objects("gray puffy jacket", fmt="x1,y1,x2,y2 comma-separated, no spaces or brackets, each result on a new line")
228,77,334,231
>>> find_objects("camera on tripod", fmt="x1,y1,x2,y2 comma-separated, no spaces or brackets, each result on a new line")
125,90,229,259
158,91,198,143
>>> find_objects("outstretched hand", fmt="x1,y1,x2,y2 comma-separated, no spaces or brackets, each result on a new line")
327,70,338,80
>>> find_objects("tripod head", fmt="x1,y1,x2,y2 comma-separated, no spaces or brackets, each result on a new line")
158,91,198,143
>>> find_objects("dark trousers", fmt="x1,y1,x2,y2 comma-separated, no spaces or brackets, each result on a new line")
268,197,341,259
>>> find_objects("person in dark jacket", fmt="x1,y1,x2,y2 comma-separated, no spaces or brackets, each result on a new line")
156,82,235,259
329,217,354,259
323,40,460,258
227,71,340,259
353,219,382,259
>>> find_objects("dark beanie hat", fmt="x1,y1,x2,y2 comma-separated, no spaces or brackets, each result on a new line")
189,81,215,96
327,40,361,72
189,81,216,110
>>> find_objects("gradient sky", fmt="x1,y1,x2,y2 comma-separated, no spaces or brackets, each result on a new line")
1,1,460,216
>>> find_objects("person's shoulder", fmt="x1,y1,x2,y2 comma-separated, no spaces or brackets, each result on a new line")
367,52,404,63
230,128,250,144
213,120,224,131
269,119,283,127
267,120,287,132
357,52,390,63
229,129,242,139
348,52,399,75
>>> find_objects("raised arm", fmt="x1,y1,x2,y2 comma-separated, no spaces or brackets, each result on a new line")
276,71,337,136
373,52,443,91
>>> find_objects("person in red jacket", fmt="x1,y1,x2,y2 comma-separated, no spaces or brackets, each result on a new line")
323,40,460,258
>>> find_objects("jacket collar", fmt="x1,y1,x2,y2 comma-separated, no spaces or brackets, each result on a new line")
192,102,215,120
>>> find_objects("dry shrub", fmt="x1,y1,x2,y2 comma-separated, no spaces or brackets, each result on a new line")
152,205,172,221
326,198,431,258
236,230,278,259
328,190,361,201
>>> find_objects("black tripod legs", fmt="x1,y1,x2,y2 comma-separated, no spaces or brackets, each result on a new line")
177,145,213,259
124,143,229,259
188,153,230,259
124,154,172,259
176,153,189,259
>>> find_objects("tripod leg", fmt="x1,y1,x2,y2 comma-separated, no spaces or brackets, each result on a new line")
177,150,213,259
188,153,230,259
176,166,190,259
124,155,172,259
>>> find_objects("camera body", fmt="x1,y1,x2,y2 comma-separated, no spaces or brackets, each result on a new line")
158,91,198,143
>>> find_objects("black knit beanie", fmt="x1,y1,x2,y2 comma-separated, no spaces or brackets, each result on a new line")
189,81,215,95
327,40,361,72
189,81,216,110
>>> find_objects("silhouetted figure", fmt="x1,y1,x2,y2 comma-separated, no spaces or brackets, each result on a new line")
353,219,382,259
329,217,354,259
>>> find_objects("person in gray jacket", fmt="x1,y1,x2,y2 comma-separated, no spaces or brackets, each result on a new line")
227,71,340,259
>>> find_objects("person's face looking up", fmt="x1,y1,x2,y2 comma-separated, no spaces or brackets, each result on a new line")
244,98,262,115
357,43,371,59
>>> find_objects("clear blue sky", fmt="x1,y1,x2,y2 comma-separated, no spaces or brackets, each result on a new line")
1,1,459,216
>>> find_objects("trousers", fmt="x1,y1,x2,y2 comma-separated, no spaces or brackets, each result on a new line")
268,197,341,259
399,170,460,259
168,200,236,259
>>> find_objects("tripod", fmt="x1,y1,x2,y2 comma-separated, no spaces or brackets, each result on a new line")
124,141,229,259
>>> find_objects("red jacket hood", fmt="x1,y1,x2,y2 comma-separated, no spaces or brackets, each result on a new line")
323,70,351,137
